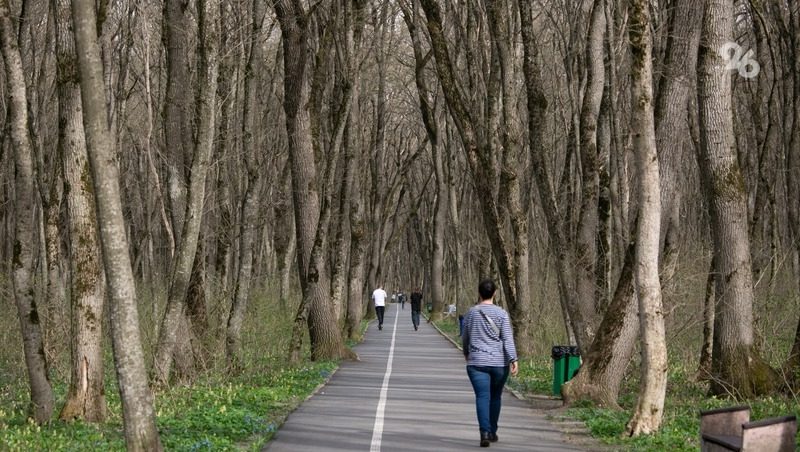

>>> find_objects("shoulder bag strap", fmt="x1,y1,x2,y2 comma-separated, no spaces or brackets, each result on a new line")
478,308,500,336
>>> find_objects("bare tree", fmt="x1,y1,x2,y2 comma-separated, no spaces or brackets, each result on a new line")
518,0,586,352
154,0,220,385
418,0,531,350
784,2,800,385
0,0,55,424
162,0,193,245
273,0,353,362
697,0,778,397
655,0,703,293
54,0,107,422
70,0,162,446
575,0,605,327
399,0,447,322
226,0,268,370
625,0,667,435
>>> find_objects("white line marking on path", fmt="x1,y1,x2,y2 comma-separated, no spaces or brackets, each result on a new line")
370,305,400,452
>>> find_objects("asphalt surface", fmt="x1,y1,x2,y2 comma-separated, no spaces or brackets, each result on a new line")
263,304,592,451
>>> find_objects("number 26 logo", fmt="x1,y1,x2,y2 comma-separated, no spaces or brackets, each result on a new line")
718,42,760,79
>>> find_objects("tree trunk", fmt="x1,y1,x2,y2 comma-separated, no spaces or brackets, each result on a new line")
42,181,64,361
419,0,522,338
487,0,533,353
697,0,779,397
55,0,107,422
274,0,351,363
0,0,55,424
576,0,605,323
346,187,367,340
626,0,667,435
344,0,368,336
401,3,447,321
655,0,703,293
71,0,162,446
518,0,584,350
697,255,716,379
163,0,193,245
782,2,800,388
154,0,219,386
563,242,638,408
226,0,266,369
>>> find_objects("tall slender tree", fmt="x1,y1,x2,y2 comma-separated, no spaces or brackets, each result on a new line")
70,0,162,446
697,0,778,397
154,0,220,385
54,0,107,422
626,0,667,435
1,0,55,424
226,0,267,369
273,0,352,362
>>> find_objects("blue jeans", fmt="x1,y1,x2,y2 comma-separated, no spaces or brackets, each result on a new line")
466,365,509,434
411,310,420,328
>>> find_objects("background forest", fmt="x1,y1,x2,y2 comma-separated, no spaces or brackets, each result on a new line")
1,0,799,449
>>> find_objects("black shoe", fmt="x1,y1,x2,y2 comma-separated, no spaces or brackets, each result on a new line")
480,431,490,447
379,324,382,330
489,432,498,442
414,325,418,331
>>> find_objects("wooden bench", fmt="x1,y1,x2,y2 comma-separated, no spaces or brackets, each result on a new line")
700,405,797,452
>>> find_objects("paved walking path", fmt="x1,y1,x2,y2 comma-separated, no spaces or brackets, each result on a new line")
264,304,595,451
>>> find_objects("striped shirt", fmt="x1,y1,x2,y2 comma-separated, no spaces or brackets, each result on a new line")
461,304,518,367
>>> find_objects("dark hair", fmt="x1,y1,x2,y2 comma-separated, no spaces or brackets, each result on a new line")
478,279,496,300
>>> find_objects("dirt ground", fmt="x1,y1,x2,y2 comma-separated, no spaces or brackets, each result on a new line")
514,392,615,451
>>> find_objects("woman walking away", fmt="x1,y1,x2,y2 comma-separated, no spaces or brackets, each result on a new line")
461,279,519,447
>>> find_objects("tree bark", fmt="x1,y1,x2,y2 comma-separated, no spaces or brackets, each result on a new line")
698,255,716,379
54,0,107,422
697,0,779,397
274,0,351,363
487,0,533,353
783,0,800,388
163,0,193,245
226,0,266,369
563,241,638,408
626,0,668,435
784,5,800,385
400,2,447,322
655,0,703,293
154,0,220,386
0,0,55,424
576,0,605,322
71,0,162,446
419,0,525,342
518,0,584,350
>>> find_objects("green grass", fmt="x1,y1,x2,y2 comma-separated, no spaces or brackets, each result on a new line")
434,313,800,451
0,363,336,451
514,360,800,451
0,283,345,452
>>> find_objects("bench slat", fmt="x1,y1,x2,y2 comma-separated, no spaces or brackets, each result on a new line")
702,433,743,451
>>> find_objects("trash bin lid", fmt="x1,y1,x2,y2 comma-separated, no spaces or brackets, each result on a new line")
551,345,580,359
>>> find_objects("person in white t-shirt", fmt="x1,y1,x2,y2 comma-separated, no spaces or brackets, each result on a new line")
371,285,388,330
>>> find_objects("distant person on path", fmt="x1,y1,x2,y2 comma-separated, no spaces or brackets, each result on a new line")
461,279,518,447
410,289,423,330
399,291,406,310
372,285,388,330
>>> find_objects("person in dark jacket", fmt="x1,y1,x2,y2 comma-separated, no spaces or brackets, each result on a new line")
409,289,423,331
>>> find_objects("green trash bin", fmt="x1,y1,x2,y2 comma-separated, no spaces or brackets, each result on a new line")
551,345,580,397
